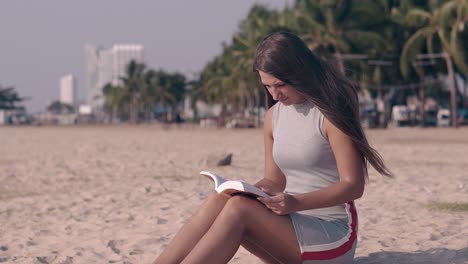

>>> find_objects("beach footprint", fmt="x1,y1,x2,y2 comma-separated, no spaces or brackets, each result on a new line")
107,239,125,255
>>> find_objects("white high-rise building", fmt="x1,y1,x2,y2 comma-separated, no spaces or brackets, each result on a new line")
112,45,144,85
60,74,77,107
96,48,114,101
85,44,100,108
85,44,144,110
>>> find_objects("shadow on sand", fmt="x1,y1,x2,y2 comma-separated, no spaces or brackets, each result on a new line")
354,247,468,264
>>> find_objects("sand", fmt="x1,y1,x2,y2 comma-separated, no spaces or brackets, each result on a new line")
0,125,467,264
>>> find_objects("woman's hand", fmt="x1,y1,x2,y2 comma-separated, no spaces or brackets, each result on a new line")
257,188,299,215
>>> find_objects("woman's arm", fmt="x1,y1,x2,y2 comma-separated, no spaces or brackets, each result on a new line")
292,117,365,211
254,106,286,193
258,116,365,215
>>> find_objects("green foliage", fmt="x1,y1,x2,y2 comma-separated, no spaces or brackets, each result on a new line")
0,85,25,110
428,201,468,212
394,0,468,77
47,100,73,114
102,60,187,122
192,4,283,120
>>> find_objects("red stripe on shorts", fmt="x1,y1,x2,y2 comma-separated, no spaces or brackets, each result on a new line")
301,202,357,260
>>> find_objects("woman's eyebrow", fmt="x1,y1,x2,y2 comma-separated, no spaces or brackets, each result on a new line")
263,82,284,86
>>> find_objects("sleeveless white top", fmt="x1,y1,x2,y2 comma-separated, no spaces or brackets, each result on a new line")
272,100,348,220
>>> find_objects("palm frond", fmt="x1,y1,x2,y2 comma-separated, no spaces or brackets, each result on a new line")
400,27,433,78
345,30,388,52
405,9,432,28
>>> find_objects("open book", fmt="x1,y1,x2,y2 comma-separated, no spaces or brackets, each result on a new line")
200,171,270,198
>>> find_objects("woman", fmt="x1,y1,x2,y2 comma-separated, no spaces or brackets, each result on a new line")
153,31,392,264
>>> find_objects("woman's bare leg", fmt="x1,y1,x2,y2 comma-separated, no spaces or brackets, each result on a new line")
153,192,229,264
153,192,280,264
241,239,282,264
181,195,302,264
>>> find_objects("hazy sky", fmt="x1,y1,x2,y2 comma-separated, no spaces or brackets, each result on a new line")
0,0,288,112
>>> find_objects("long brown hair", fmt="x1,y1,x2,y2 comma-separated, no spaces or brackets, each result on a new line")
253,31,392,177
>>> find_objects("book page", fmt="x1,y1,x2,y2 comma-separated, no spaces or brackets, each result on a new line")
199,171,226,189
217,181,270,198
239,182,270,198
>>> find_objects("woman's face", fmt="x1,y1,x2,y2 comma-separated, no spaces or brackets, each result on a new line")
258,71,307,105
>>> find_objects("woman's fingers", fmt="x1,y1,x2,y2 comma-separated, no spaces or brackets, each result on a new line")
257,193,284,205
260,200,289,215
258,195,284,205
258,192,295,216
259,187,276,197
264,201,284,210
268,195,284,203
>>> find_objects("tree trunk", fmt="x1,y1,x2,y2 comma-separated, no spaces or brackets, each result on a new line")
443,51,457,128
220,99,227,128
240,96,246,118
245,83,254,119
253,88,260,128
130,95,138,124
191,99,198,121
144,106,150,123
418,65,426,127
112,105,118,123
376,86,385,128
419,80,426,127
335,51,345,74
383,92,391,128
465,80,467,108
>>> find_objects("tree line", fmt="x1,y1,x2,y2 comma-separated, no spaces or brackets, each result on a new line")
101,60,186,123
191,0,467,127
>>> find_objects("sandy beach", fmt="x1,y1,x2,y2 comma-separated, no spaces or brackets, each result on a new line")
0,125,467,264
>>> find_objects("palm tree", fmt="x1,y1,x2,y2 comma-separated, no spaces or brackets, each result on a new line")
120,60,146,123
229,4,283,126
395,0,468,127
163,71,186,108
194,5,294,126
292,0,387,73
0,85,25,110
141,69,187,122
197,52,233,125
141,70,159,121
288,0,397,127
102,83,127,122
148,71,177,118
361,0,408,127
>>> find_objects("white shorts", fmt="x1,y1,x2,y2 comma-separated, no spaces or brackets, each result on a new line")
289,202,358,263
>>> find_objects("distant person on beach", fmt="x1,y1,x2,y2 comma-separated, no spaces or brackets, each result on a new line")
166,111,173,124
153,31,392,264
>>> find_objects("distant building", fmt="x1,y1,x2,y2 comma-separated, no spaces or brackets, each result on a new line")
85,44,144,111
85,44,100,108
112,45,144,85
60,74,77,107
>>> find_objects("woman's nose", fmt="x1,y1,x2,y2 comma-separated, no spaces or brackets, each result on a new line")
270,88,281,100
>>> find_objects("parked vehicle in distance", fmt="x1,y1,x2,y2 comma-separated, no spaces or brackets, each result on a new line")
437,109,450,126
424,109,438,127
392,105,411,126
436,108,468,126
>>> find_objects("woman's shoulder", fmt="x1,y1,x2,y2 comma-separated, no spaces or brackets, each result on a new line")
265,103,281,133
265,103,280,117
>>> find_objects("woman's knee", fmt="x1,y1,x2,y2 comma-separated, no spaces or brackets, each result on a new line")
223,195,259,216
201,191,229,209
206,191,220,201
206,191,228,203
